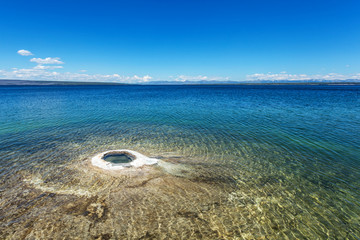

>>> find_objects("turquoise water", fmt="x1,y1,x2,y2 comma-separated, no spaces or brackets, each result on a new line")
0,85,359,239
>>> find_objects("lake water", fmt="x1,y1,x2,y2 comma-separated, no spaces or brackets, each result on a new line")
0,85,359,239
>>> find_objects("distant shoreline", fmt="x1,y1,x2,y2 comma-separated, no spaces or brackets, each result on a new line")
0,79,127,86
1,79,360,86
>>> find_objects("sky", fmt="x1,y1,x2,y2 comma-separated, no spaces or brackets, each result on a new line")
0,0,360,83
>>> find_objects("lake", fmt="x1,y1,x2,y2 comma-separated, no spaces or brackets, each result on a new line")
0,85,359,239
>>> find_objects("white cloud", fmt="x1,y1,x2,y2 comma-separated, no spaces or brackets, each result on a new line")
143,75,152,82
17,49,33,56
246,72,360,81
0,67,152,83
170,75,230,82
1,51,153,83
30,57,64,64
132,75,152,82
33,65,64,70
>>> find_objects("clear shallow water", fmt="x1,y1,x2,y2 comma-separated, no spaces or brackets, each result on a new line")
0,85,359,239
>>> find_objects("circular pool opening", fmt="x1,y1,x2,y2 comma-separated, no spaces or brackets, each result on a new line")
103,153,134,164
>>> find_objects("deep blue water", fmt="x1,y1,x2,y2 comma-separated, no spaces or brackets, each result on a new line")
0,85,359,238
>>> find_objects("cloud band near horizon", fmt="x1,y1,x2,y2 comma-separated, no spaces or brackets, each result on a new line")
3,50,360,83
246,72,360,81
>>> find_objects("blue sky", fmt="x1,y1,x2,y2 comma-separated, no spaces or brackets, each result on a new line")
0,0,359,82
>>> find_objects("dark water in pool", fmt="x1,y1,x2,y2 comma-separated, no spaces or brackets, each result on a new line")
0,85,359,239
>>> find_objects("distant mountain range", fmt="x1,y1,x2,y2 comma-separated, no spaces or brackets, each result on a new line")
1,79,360,86
142,79,360,85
